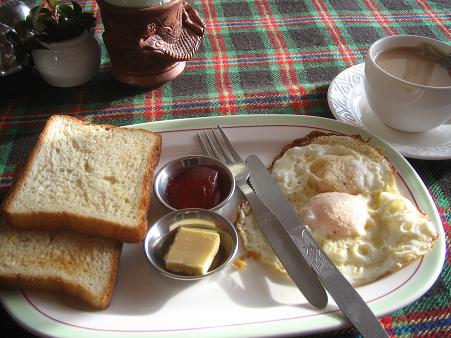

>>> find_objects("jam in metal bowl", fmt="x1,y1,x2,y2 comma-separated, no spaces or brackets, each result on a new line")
153,155,236,213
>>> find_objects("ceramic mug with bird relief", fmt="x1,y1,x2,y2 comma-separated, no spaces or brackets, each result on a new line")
96,0,206,88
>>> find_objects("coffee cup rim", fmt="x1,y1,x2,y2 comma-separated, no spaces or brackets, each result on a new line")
367,34,451,90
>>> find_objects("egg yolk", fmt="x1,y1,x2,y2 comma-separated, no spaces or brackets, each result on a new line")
302,192,369,238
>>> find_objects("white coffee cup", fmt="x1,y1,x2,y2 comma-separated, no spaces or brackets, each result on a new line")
364,35,451,133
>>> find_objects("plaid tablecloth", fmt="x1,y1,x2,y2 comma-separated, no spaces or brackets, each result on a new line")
0,0,450,337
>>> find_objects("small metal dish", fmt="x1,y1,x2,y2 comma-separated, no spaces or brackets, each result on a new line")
153,155,236,214
143,208,238,281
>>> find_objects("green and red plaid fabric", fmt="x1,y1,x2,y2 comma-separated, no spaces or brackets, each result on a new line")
0,0,450,337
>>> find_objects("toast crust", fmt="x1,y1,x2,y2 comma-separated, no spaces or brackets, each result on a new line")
0,221,123,310
3,212,146,243
0,242,122,309
2,115,162,243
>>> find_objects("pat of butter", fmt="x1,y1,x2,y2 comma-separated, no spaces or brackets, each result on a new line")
165,226,220,275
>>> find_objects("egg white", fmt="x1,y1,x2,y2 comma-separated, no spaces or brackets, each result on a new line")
236,134,438,286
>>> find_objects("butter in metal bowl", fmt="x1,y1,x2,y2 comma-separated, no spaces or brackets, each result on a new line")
164,225,220,276
143,208,238,281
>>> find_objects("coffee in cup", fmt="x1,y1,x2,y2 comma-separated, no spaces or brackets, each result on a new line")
364,35,451,133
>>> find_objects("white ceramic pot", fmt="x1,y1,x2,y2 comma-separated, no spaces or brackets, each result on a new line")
33,30,101,87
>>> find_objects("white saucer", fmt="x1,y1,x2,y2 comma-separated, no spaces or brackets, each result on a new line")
327,63,451,160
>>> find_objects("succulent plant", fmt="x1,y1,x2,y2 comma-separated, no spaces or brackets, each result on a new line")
24,0,96,43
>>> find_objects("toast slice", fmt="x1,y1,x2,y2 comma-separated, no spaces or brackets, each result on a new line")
2,115,162,243
0,220,122,309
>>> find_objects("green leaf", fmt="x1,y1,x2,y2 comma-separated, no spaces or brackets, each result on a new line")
72,1,82,17
35,13,54,32
29,5,42,16
57,4,74,18
27,5,42,29
46,0,59,9
40,8,51,14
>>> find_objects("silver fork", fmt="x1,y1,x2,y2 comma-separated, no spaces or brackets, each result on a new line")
198,125,328,309
198,125,250,191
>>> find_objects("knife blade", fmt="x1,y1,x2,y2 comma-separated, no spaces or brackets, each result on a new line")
235,181,328,309
247,154,389,338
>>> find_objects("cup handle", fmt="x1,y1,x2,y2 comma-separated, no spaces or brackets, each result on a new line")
138,1,206,61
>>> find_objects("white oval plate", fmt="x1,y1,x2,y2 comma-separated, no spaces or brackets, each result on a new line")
327,63,451,160
0,115,445,338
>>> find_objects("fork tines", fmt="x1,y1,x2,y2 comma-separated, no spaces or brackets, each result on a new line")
198,125,235,163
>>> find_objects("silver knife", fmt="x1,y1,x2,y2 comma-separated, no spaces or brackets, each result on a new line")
236,182,328,309
247,154,389,338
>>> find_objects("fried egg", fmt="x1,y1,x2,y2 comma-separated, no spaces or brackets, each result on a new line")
235,132,438,286
271,134,397,210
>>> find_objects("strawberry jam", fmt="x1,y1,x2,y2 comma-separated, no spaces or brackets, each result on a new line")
166,166,222,209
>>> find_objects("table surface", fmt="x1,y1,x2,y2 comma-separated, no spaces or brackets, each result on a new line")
0,0,450,337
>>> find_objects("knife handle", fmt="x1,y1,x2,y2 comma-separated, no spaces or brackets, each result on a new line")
288,226,389,338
